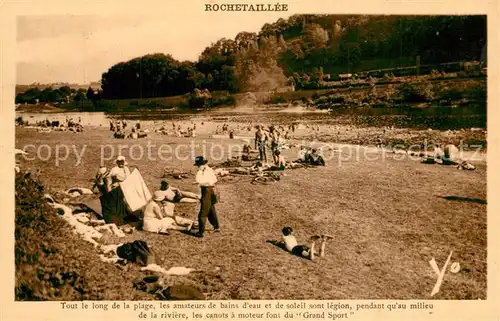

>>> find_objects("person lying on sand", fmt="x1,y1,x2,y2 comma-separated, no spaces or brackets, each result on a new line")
157,180,200,203
229,158,269,175
142,191,195,235
282,226,333,260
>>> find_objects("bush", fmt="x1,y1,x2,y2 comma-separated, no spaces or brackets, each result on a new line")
396,81,434,103
208,95,237,107
186,89,236,109
464,83,486,102
439,87,464,102
187,88,212,109
264,95,288,105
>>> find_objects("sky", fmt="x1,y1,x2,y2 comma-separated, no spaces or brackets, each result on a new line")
16,12,292,85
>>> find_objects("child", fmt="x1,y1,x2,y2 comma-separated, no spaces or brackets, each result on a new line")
281,226,332,260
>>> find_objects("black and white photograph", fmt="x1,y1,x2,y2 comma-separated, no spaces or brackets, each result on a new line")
6,0,493,313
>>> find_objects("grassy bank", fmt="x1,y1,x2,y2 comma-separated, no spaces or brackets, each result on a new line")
15,171,153,300
15,127,487,299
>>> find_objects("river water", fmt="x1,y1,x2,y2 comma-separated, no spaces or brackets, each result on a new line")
14,105,331,127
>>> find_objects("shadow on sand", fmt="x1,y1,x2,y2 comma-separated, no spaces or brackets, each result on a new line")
441,196,486,205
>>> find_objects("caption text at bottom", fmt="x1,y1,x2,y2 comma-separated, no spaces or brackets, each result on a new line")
60,301,434,319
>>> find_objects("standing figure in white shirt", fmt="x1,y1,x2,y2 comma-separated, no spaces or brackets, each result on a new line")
193,156,220,238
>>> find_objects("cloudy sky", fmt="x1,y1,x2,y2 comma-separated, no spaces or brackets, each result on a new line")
16,12,292,85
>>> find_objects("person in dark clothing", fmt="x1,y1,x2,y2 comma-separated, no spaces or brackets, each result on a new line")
305,149,326,166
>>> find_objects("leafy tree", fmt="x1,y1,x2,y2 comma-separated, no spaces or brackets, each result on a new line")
303,23,329,48
58,86,71,97
98,15,486,98
86,87,95,101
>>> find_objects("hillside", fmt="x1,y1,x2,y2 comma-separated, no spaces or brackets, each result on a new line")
97,15,485,99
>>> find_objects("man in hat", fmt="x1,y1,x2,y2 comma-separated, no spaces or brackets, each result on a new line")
193,156,220,237
108,156,131,190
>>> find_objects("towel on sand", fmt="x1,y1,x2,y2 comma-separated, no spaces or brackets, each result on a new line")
120,169,152,212
140,264,194,276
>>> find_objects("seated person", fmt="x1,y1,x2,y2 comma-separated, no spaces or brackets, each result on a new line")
114,130,125,139
158,180,200,203
433,144,444,160
267,150,285,171
142,191,195,234
295,147,309,163
129,127,139,139
282,226,332,260
242,144,252,161
305,149,325,166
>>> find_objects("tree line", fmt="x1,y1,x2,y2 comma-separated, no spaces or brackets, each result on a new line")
15,86,103,107
19,15,487,102
101,15,485,99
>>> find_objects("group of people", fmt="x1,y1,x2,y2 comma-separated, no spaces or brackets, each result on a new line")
91,120,330,262
255,125,284,165
93,155,220,238
109,119,128,132
26,116,84,132
155,121,197,137
111,120,148,139
215,123,230,134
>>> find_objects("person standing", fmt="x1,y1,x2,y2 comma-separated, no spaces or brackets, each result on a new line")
255,125,268,163
269,126,281,164
193,156,220,238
